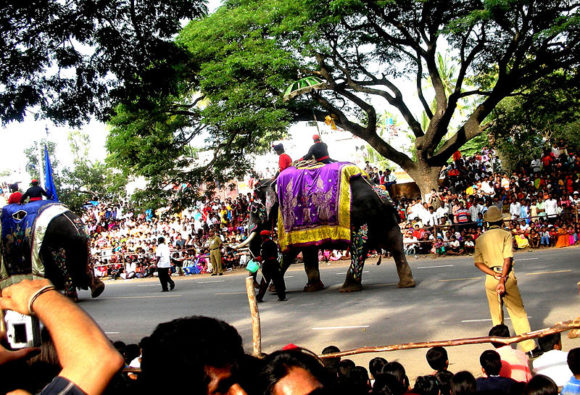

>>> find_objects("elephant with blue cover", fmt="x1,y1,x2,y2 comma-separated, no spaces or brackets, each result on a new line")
1,201,104,300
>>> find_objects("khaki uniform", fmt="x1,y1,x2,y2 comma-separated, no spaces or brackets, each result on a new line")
209,235,223,275
474,226,535,352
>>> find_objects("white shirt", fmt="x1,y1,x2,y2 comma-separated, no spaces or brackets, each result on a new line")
510,202,521,217
155,243,171,268
533,350,572,387
545,198,559,217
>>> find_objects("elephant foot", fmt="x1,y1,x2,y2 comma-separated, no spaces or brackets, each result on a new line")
397,279,416,288
340,281,362,292
303,280,324,292
91,278,106,298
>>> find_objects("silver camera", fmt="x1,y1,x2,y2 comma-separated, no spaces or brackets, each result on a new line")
3,310,41,349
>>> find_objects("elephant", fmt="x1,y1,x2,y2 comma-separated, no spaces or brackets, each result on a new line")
237,165,416,292
1,201,105,301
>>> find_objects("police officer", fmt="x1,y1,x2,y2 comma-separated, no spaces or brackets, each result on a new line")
473,206,540,356
256,230,286,302
208,229,223,276
299,134,331,164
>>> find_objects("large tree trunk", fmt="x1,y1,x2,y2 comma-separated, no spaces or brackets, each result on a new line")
405,159,442,199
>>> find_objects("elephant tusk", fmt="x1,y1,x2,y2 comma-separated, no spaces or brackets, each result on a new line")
231,231,257,249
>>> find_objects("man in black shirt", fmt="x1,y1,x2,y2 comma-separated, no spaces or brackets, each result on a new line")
256,230,286,302
300,134,331,164
20,179,48,203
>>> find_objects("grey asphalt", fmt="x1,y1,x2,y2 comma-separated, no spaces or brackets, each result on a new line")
78,247,580,381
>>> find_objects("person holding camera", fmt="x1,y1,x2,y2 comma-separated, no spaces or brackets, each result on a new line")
0,279,124,394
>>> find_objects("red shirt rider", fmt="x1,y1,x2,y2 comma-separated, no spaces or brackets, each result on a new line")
272,143,292,173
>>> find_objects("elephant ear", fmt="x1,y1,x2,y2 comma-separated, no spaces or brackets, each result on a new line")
265,184,278,221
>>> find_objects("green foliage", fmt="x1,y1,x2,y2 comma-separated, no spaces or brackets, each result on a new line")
59,161,127,213
23,141,58,181
0,0,207,126
107,0,580,202
488,69,580,170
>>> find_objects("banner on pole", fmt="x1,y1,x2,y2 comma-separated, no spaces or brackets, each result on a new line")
44,145,58,201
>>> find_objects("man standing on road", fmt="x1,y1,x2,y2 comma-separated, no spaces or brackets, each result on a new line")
155,236,175,292
473,206,540,357
256,230,286,302
208,229,223,276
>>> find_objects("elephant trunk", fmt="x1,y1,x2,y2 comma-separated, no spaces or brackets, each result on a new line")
231,231,257,249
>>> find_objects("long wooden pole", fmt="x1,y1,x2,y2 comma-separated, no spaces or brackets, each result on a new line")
245,276,262,357
319,317,580,359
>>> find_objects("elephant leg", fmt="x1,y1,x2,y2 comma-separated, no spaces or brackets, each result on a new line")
268,249,298,292
387,227,416,288
341,225,368,292
50,247,79,301
280,249,299,276
89,272,105,298
302,247,324,292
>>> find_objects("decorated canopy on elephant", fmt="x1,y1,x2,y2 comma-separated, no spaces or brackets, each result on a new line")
276,161,363,252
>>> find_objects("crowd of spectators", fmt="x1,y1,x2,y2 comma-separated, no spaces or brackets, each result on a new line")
84,194,255,279
76,140,579,281
393,142,579,257
0,278,577,395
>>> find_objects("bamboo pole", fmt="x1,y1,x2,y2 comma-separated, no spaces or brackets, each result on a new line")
498,293,504,324
319,317,580,359
245,276,262,357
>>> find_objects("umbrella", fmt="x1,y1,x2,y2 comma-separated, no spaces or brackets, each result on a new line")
283,76,327,102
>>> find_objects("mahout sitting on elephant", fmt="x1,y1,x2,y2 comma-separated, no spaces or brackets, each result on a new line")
236,161,416,292
1,201,105,301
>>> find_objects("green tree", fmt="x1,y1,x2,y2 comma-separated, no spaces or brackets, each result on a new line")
59,161,127,213
24,140,59,182
0,0,207,126
488,70,580,171
272,0,580,195
107,0,580,203
106,2,301,210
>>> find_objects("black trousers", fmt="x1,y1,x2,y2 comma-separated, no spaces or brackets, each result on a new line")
158,267,174,291
257,261,286,301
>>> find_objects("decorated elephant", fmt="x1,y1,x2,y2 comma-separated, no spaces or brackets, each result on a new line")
237,162,416,292
0,201,105,300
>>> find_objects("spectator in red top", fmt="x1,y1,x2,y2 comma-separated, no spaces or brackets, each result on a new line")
541,150,554,169
273,143,292,173
7,183,22,204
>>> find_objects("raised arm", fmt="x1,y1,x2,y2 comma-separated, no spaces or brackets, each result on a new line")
0,279,124,394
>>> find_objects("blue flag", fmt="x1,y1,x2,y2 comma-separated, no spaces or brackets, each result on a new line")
44,145,58,201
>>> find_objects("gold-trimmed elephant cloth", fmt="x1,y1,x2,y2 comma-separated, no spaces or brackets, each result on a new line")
276,162,364,252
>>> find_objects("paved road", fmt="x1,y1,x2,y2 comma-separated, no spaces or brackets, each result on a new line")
78,247,580,380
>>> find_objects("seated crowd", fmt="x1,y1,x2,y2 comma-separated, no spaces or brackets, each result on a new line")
85,194,256,279
395,143,579,257
80,140,578,282
0,279,578,394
